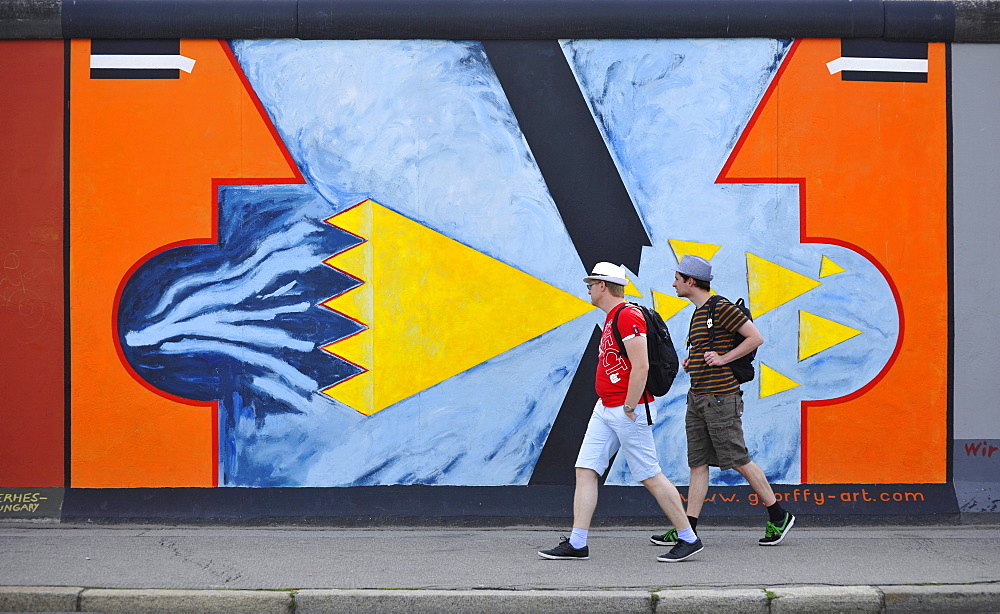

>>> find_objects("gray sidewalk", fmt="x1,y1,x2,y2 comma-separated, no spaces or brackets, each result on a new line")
2,521,999,612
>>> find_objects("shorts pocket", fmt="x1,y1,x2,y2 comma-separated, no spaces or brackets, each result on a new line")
620,407,639,423
704,395,742,422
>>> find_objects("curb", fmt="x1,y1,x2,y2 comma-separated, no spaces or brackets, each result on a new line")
2,584,999,613
767,586,882,613
880,584,1000,612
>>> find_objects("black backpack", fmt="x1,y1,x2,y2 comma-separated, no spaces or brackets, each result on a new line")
691,295,756,384
611,303,681,425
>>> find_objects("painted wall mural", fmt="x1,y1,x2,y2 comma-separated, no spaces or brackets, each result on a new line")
0,36,951,513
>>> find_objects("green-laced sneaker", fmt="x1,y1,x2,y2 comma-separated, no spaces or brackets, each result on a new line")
758,512,795,546
651,528,694,546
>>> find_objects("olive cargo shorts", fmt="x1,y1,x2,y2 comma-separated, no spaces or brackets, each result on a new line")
685,391,751,470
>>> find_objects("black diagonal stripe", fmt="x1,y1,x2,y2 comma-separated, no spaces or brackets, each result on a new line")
90,39,181,80
529,327,601,485
482,41,651,273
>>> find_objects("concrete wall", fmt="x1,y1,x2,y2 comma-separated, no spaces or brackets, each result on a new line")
952,43,1000,512
0,37,995,519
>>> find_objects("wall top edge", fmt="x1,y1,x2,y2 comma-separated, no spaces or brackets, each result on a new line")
1,0,1000,42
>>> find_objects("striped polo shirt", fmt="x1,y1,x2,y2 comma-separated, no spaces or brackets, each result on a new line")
687,296,749,395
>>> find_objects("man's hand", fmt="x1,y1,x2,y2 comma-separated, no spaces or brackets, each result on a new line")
622,333,649,415
682,356,690,372
704,351,726,366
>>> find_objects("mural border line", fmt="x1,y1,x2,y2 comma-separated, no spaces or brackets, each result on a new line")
58,484,960,521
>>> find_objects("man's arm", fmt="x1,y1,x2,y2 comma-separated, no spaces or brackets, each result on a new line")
704,320,764,367
623,333,649,412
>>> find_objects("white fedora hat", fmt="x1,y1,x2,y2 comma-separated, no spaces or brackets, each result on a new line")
583,262,629,286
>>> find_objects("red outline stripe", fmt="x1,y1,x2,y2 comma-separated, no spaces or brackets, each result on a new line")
110,40,305,487
714,39,906,483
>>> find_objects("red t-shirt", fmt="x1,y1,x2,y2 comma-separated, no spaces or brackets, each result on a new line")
595,303,654,407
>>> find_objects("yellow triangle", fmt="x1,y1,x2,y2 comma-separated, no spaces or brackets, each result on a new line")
323,238,371,281
322,243,374,327
652,290,689,321
325,201,372,239
322,200,595,416
798,310,862,361
321,332,374,412
323,370,374,413
746,253,821,319
819,255,846,278
625,275,643,297
759,363,800,398
321,327,371,373
669,240,721,263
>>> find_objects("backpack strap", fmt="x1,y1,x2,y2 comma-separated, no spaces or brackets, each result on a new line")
609,302,632,358
687,294,722,349
610,302,653,426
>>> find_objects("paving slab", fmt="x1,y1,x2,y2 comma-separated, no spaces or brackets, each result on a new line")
2,524,997,590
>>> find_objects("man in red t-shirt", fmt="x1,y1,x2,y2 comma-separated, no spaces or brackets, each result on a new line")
539,262,702,563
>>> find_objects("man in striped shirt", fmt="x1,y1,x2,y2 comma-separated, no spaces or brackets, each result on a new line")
651,255,795,547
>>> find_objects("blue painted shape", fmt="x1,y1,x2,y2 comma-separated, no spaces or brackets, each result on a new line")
563,39,898,487
119,185,362,407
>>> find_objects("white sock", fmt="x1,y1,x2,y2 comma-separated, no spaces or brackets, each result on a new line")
677,527,698,543
569,528,589,549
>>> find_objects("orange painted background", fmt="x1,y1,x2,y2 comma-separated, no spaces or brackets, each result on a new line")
69,39,301,487
721,39,948,483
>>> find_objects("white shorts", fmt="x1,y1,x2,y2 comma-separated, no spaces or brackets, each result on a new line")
575,400,662,483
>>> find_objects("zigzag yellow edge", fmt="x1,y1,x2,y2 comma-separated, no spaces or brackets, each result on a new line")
320,369,374,415
323,240,373,311
324,199,375,238
319,201,378,413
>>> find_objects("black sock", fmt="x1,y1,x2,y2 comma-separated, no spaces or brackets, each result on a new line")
766,502,785,523
688,516,699,531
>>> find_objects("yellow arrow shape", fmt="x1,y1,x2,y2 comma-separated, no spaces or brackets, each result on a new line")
819,255,846,278
625,275,643,297
669,239,721,263
747,253,821,319
652,290,689,321
798,310,863,361
759,363,800,398
321,200,595,416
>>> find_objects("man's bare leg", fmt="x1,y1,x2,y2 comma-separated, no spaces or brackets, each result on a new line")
573,467,600,530
735,461,776,506
644,472,705,561
538,467,601,559
642,472,692,531
685,464,710,518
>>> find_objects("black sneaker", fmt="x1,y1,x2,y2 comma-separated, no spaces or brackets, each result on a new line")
657,537,704,562
650,527,699,546
758,512,795,546
538,536,589,560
